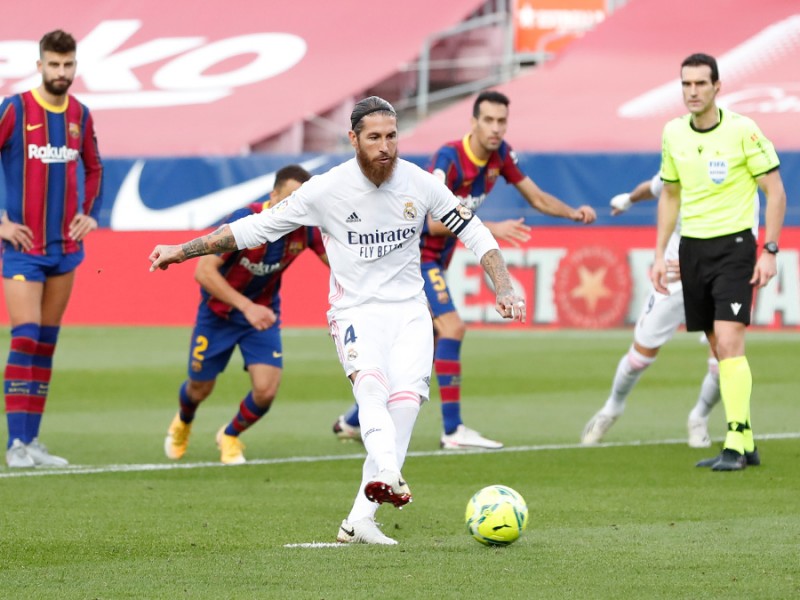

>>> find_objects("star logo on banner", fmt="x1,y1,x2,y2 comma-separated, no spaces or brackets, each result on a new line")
554,246,631,328
570,266,612,313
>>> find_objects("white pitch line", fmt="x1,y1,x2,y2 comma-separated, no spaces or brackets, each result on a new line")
1,431,798,479
283,542,348,548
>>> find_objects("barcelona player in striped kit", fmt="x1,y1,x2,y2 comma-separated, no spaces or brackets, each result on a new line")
335,90,596,449
0,30,103,468
164,165,327,465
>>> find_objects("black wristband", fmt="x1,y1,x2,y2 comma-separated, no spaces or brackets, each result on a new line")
763,241,779,254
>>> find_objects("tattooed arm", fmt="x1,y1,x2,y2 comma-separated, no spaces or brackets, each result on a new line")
444,203,526,322
149,224,238,272
480,249,526,322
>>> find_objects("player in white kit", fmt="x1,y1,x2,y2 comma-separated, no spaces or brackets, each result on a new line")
148,97,525,545
581,175,721,447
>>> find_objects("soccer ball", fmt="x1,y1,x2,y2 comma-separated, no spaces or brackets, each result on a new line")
465,484,528,546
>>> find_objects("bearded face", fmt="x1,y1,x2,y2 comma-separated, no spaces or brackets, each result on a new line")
350,114,399,187
38,51,76,97
355,141,397,186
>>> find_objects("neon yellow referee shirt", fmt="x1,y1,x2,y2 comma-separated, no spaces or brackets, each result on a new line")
659,109,780,238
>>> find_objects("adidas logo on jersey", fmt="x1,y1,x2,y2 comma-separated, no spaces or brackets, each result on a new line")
346,212,361,223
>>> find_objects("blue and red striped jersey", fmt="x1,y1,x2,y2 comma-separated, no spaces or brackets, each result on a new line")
0,89,103,256
202,201,326,319
420,134,525,267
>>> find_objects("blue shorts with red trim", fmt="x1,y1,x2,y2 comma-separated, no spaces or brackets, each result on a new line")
2,246,84,282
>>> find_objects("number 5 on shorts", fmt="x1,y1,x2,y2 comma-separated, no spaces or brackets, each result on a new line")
427,267,447,292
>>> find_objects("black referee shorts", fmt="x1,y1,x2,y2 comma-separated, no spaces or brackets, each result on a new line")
679,229,756,332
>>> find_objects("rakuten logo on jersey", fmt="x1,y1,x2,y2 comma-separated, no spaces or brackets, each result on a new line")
28,144,80,163
0,20,306,110
240,256,282,276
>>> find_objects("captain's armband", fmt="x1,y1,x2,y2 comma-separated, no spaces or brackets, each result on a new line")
440,205,474,235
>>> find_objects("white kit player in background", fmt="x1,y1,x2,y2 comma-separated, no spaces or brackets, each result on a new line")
148,96,525,545
581,174,723,448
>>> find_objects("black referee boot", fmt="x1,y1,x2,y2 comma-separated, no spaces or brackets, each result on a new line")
710,448,747,471
744,447,761,466
697,447,761,468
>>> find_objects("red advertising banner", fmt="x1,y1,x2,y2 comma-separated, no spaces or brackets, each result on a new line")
0,227,797,329
513,0,606,55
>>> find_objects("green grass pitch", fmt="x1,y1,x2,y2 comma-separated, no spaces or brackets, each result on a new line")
1,327,798,599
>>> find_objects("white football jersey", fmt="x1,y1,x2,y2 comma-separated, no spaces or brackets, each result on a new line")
230,157,499,310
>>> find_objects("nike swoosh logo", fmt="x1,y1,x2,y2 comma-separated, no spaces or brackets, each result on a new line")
272,351,283,358
110,156,330,231
26,123,44,131
340,526,355,537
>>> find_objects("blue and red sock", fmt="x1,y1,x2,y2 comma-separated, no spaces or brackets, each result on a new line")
27,325,59,441
225,391,270,436
178,381,199,423
4,323,39,447
435,338,462,435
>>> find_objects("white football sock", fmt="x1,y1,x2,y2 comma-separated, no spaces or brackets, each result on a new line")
388,391,421,470
347,391,420,524
352,369,397,474
601,346,656,417
689,358,721,420
347,455,380,523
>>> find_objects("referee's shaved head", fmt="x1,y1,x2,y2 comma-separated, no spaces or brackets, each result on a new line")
350,97,396,135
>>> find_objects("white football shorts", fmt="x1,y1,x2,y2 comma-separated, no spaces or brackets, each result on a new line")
328,298,433,402
633,281,685,349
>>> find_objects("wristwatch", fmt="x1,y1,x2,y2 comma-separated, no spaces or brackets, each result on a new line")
763,241,779,254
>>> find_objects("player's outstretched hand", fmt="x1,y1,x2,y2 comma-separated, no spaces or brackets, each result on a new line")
496,290,526,323
489,218,531,247
149,245,185,272
572,205,597,224
609,193,632,216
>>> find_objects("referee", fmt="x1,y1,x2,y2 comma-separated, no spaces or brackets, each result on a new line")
651,53,787,471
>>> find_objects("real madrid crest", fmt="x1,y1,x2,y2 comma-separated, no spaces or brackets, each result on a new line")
456,204,473,219
404,202,417,221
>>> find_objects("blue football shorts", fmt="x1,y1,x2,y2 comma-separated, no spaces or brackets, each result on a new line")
187,306,283,381
421,261,457,318
2,245,84,282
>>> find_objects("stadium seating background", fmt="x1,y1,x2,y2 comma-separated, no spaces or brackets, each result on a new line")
0,0,797,327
